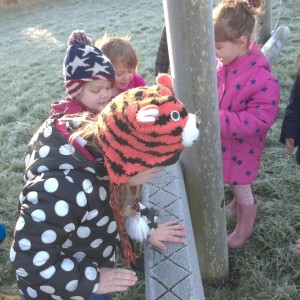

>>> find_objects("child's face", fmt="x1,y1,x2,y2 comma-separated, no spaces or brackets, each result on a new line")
215,38,247,65
128,166,165,186
76,79,112,111
113,60,135,90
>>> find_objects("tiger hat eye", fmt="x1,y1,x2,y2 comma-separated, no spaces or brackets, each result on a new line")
171,110,180,121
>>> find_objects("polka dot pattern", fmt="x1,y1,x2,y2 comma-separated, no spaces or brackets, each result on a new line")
10,248,16,262
10,119,125,299
87,209,98,220
26,169,34,180
55,200,69,217
77,226,91,239
37,165,49,173
64,223,75,232
59,144,75,155
82,179,93,193
62,239,72,248
39,145,50,158
40,265,56,279
61,258,74,272
33,251,49,266
59,163,74,170
18,238,31,251
16,268,28,277
27,287,37,298
66,280,78,292
76,191,87,207
44,178,59,193
90,239,102,248
102,245,113,258
31,209,46,222
97,216,109,227
27,191,38,204
85,267,97,281
44,125,52,138
15,217,25,231
99,186,107,201
41,230,57,244
40,285,55,294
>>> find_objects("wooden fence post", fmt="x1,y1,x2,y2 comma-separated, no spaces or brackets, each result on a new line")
163,0,228,283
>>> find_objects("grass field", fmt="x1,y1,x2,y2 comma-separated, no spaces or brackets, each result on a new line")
0,0,299,299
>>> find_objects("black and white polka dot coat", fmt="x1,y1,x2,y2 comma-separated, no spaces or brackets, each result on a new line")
10,117,120,300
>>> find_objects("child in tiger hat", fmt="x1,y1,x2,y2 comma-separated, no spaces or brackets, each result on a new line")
51,30,115,116
10,74,200,300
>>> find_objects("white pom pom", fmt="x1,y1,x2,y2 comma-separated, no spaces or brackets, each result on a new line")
126,213,150,242
182,113,200,147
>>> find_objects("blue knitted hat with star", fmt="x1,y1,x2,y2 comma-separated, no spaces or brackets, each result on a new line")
63,30,115,98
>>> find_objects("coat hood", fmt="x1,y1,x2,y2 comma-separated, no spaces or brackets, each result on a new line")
24,117,105,183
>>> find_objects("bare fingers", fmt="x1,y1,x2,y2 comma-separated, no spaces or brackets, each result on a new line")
97,268,138,294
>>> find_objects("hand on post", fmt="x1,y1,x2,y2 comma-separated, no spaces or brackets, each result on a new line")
147,220,187,251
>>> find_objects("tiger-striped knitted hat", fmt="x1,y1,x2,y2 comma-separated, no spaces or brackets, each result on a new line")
97,73,200,265
63,30,115,98
98,73,199,184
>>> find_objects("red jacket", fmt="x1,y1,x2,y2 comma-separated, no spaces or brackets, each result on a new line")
51,97,97,115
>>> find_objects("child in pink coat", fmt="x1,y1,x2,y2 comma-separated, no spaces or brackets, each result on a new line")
95,33,146,98
213,0,280,249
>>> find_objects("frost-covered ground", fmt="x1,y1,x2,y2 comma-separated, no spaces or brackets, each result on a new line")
0,0,299,299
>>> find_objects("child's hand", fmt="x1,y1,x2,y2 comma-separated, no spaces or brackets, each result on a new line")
96,267,137,294
295,239,300,254
147,220,188,251
285,138,295,155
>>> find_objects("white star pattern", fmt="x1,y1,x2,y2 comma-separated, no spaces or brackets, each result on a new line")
64,66,71,79
98,53,110,64
68,56,89,75
86,62,110,76
78,45,99,57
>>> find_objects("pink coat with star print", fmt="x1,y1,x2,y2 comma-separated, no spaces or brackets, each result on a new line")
217,42,280,185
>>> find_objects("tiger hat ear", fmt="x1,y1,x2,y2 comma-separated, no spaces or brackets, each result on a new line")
136,105,159,123
156,73,173,89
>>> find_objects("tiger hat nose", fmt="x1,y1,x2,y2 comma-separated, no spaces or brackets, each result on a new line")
182,113,200,147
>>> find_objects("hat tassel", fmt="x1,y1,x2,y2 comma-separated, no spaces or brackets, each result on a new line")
110,183,139,266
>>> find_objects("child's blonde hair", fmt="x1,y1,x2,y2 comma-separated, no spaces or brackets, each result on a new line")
68,114,141,217
95,33,139,70
213,0,264,43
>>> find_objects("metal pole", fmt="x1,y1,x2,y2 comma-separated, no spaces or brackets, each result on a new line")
163,0,228,283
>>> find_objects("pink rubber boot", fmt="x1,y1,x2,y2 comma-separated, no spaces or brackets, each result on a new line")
225,198,237,215
227,200,258,249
